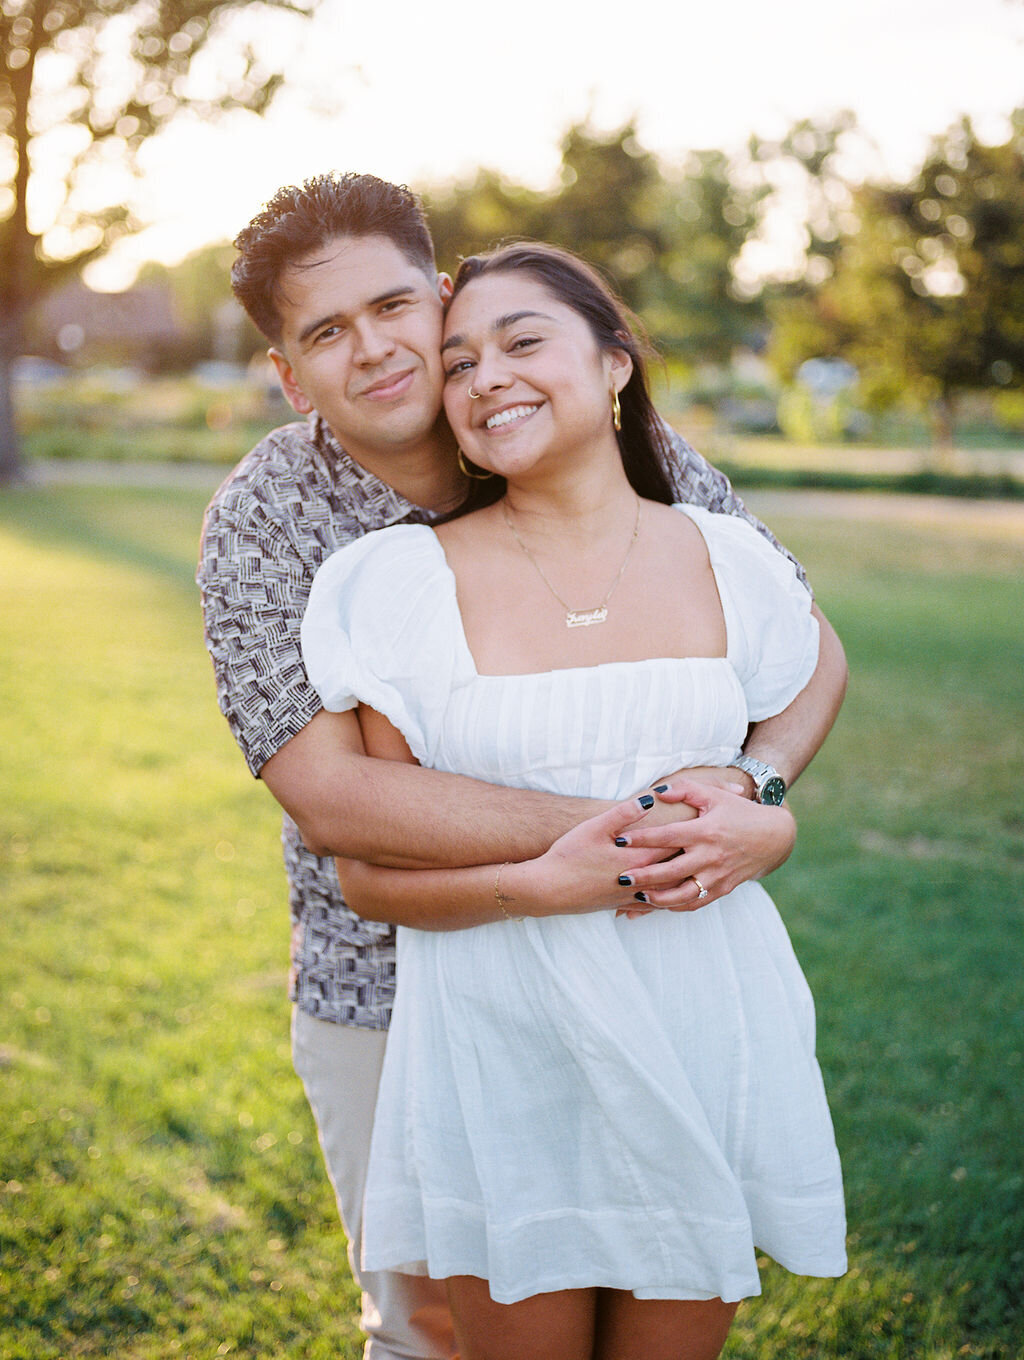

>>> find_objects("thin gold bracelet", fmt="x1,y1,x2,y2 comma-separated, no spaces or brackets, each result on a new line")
494,862,524,922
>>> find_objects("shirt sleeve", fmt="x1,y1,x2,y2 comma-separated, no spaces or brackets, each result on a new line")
301,526,462,766
681,506,820,722
197,488,322,776
657,420,811,595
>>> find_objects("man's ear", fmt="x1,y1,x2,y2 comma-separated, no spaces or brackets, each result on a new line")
438,272,454,307
269,347,314,415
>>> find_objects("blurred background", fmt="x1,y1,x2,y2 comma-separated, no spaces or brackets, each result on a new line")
3,0,1024,490
2,2,1022,1358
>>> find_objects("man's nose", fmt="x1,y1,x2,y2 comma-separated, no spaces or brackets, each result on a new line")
352,319,396,365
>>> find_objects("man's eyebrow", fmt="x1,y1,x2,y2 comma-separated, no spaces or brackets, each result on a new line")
441,310,554,354
297,286,419,345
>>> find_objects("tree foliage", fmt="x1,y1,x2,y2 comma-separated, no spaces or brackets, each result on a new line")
0,0,314,479
769,112,1024,452
425,121,766,370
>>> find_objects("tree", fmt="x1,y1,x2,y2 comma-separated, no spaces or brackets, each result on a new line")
769,113,1024,455
0,0,313,481
426,122,766,370
534,124,766,364
424,168,545,277
649,147,767,365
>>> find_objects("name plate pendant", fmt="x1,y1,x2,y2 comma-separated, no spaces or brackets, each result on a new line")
565,606,608,628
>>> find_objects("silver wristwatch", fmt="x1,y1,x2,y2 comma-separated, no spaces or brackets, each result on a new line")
730,754,787,806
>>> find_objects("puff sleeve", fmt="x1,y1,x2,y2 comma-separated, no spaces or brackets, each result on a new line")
300,525,464,765
677,505,820,722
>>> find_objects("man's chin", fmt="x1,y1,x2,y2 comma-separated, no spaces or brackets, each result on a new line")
340,407,442,456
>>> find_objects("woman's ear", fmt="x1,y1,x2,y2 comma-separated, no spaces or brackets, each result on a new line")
607,346,633,392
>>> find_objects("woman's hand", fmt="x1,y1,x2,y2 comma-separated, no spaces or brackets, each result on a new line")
502,796,683,918
613,778,797,915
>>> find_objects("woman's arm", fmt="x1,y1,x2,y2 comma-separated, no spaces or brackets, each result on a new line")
334,704,689,928
335,706,798,929
335,795,669,929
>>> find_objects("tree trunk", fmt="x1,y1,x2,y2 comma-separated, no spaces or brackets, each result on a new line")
0,323,25,485
928,392,958,473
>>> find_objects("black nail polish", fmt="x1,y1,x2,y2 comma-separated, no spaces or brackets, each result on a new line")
637,794,654,810
634,891,649,903
614,836,628,847
653,784,669,794
617,874,633,887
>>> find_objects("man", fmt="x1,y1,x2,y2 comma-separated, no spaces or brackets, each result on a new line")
197,171,847,1360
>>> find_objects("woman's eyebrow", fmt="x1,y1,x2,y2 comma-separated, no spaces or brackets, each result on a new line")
441,310,555,353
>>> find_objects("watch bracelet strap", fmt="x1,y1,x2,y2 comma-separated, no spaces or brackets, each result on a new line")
730,753,785,802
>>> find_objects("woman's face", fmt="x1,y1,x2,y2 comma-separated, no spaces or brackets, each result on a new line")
441,271,631,483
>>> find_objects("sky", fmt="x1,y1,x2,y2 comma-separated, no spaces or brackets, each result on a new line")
83,0,1024,289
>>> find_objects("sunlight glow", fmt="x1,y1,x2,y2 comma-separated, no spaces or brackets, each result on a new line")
58,0,1024,290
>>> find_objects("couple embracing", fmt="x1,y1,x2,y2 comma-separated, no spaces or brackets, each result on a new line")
198,172,848,1360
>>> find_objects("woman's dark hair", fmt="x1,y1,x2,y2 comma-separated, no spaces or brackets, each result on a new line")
447,241,676,513
231,172,436,344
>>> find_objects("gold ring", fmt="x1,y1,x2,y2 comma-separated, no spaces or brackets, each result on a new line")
468,387,481,399
692,878,709,901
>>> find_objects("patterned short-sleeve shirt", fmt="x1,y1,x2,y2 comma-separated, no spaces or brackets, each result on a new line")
197,414,808,1029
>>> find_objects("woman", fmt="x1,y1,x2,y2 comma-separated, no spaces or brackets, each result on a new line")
301,243,846,1360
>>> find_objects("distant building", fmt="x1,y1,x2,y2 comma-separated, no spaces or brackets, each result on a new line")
30,280,187,369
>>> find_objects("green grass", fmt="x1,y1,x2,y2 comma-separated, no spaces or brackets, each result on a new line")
1,481,1022,1358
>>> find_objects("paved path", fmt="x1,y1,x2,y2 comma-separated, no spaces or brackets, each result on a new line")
742,487,1024,542
20,459,1024,542
21,459,228,492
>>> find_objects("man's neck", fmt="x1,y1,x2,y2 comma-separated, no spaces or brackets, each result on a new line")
326,421,465,513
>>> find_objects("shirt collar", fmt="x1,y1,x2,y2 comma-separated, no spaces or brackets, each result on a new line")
311,414,434,529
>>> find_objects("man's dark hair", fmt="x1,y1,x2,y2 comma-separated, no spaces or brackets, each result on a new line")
231,171,437,343
450,241,675,512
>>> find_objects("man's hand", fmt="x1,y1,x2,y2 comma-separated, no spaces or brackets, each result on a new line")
614,778,797,916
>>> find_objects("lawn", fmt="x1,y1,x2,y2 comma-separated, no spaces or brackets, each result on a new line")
1,479,1021,1359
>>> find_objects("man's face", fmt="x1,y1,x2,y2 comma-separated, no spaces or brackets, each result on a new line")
269,234,451,470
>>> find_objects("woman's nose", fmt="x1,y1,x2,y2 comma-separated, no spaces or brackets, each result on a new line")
473,349,513,393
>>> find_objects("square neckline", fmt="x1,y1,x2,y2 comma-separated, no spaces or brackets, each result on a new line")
422,504,737,681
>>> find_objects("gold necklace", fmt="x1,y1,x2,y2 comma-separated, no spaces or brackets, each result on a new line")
501,496,642,628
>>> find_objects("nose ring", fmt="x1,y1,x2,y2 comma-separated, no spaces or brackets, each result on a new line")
468,387,481,400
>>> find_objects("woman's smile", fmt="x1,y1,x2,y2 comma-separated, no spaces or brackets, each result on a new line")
482,403,542,432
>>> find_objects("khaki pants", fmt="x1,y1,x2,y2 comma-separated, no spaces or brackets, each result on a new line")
292,1008,457,1360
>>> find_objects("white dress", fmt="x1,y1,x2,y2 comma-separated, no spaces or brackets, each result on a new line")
301,504,847,1305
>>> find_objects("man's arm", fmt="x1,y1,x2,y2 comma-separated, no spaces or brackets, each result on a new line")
202,439,841,892
666,602,847,798
260,708,609,868
265,599,845,879
744,603,847,786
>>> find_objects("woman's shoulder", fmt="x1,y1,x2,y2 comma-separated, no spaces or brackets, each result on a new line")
310,522,443,593
669,501,794,576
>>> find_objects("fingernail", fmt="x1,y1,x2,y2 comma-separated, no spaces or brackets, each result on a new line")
653,784,670,794
614,836,629,847
637,794,654,810
634,891,649,903
617,874,634,887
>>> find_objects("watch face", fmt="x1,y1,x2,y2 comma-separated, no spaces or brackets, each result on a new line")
760,777,786,806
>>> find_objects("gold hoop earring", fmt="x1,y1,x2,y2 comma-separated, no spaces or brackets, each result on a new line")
611,386,622,432
457,449,495,480
468,387,481,400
